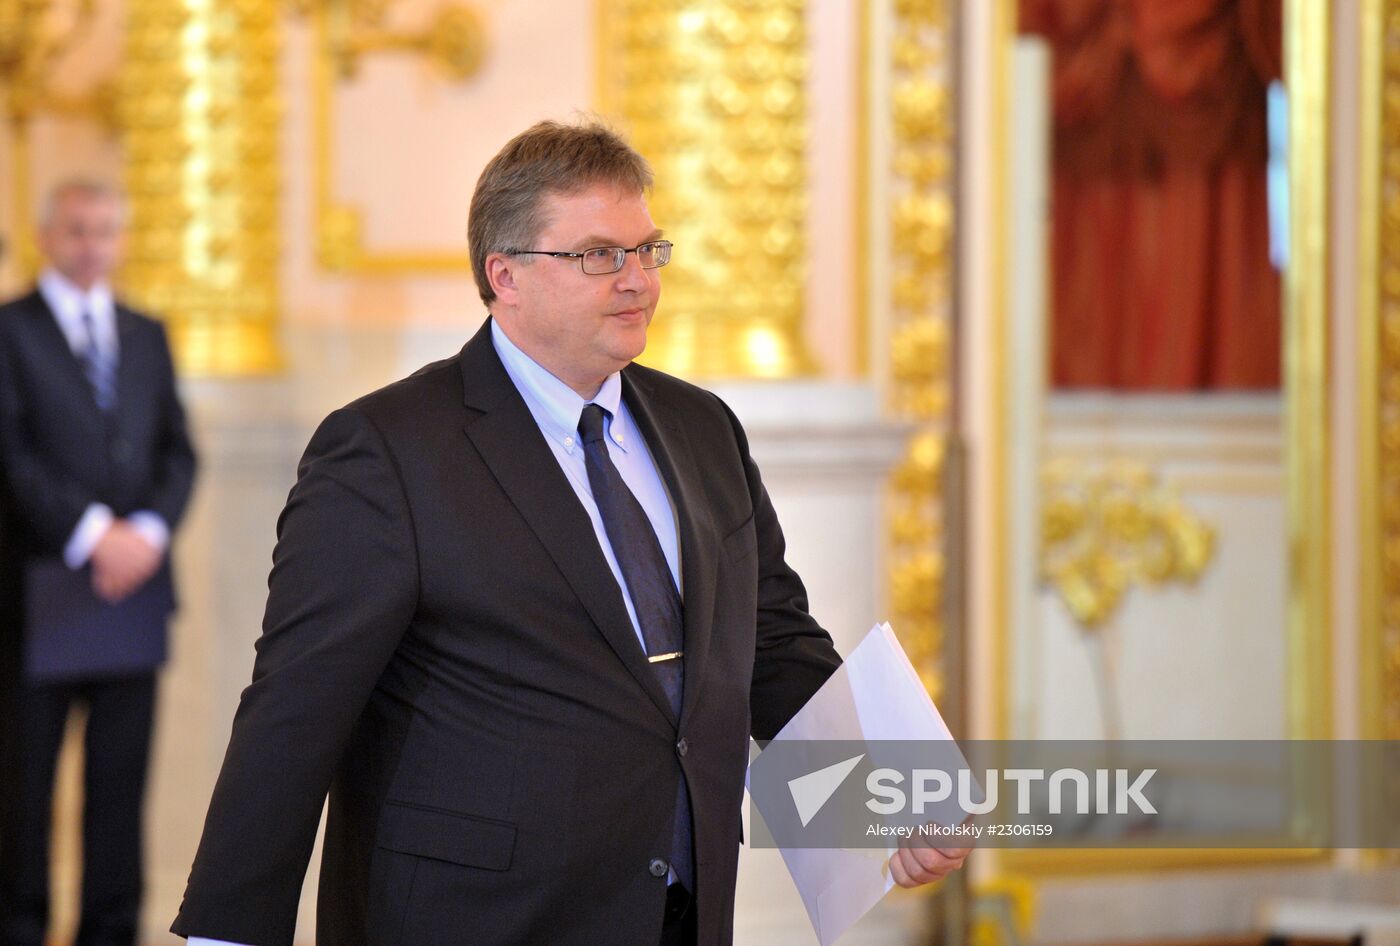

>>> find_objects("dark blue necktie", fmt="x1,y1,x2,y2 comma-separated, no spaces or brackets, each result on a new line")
79,308,117,413
577,403,692,890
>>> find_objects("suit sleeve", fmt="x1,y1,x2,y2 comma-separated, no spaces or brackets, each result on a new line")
142,320,197,530
715,397,843,742
172,407,418,946
0,319,101,551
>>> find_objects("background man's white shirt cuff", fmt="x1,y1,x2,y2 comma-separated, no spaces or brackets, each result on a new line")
64,503,113,569
127,509,170,553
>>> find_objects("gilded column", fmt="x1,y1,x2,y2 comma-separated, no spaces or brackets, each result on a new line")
598,0,815,378
886,0,955,700
122,0,282,375
1370,0,1400,742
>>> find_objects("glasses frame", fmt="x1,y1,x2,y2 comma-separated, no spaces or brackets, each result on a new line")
506,240,673,275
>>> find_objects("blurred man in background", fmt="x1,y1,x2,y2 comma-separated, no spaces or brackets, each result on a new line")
0,179,197,946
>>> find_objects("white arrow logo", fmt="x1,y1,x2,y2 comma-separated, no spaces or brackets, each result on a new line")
787,754,866,827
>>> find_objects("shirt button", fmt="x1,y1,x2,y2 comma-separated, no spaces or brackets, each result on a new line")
564,436,574,447
676,738,689,758
649,857,669,878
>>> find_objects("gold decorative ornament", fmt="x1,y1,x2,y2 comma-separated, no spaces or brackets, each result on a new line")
121,0,283,375
307,0,488,273
884,0,955,701
323,1,486,80
0,0,113,276
1362,0,1400,854
1039,460,1217,630
1369,0,1400,744
596,0,816,379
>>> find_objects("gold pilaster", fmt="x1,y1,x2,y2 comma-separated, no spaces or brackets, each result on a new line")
597,0,816,379
1368,0,1400,741
0,0,112,279
886,0,955,701
122,0,282,376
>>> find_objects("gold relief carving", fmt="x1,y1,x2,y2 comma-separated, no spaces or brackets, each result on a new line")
121,0,283,375
885,0,954,701
315,0,486,80
0,0,115,276
596,0,816,379
1374,0,1400,742
0,0,109,122
1039,460,1217,630
309,1,487,273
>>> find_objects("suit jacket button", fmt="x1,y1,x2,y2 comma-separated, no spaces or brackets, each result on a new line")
676,738,689,757
649,857,669,878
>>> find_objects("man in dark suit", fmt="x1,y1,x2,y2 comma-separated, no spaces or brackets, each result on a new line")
0,179,198,946
173,121,966,946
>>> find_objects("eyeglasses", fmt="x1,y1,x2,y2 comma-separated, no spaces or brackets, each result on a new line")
507,240,673,275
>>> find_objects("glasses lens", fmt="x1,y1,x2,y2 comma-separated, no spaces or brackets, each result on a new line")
581,246,625,275
638,241,672,269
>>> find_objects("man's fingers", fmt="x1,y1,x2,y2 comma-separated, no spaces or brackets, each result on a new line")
888,841,971,889
888,848,915,888
92,571,127,604
889,847,946,888
908,844,960,875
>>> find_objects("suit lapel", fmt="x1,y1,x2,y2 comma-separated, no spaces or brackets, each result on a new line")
113,307,144,424
621,369,719,728
457,321,679,727
22,291,107,426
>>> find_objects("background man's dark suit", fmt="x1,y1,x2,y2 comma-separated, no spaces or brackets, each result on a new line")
0,288,197,944
173,319,842,946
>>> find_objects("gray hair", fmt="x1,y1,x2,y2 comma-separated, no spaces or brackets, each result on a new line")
39,178,129,228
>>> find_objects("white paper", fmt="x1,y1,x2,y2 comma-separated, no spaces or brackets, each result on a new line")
753,622,959,946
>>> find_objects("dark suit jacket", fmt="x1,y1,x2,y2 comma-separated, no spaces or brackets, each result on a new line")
0,289,197,675
173,318,842,946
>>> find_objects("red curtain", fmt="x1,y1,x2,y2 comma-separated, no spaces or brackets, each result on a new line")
1020,0,1282,390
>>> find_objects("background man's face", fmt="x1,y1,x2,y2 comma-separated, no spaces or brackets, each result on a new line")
39,190,126,290
496,182,662,394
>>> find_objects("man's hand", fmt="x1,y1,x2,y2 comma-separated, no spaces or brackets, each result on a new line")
888,838,972,888
90,520,163,603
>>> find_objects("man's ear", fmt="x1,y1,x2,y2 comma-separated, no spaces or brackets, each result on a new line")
486,253,520,305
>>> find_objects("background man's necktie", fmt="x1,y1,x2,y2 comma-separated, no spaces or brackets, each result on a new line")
79,308,117,413
577,403,693,891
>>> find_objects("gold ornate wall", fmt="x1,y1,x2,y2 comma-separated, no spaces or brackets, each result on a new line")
884,0,955,701
596,0,815,379
1364,0,1400,744
121,0,283,375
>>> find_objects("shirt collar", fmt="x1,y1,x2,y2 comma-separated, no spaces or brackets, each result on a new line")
37,268,117,351
490,319,630,455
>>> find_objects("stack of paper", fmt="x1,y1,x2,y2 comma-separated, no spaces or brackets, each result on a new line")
748,622,961,946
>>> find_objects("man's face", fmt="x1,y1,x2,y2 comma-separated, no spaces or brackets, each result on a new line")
39,190,126,291
489,183,662,397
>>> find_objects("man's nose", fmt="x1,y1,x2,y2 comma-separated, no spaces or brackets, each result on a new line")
614,251,652,291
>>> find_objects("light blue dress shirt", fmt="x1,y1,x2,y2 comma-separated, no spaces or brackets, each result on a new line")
186,320,684,946
489,319,683,649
